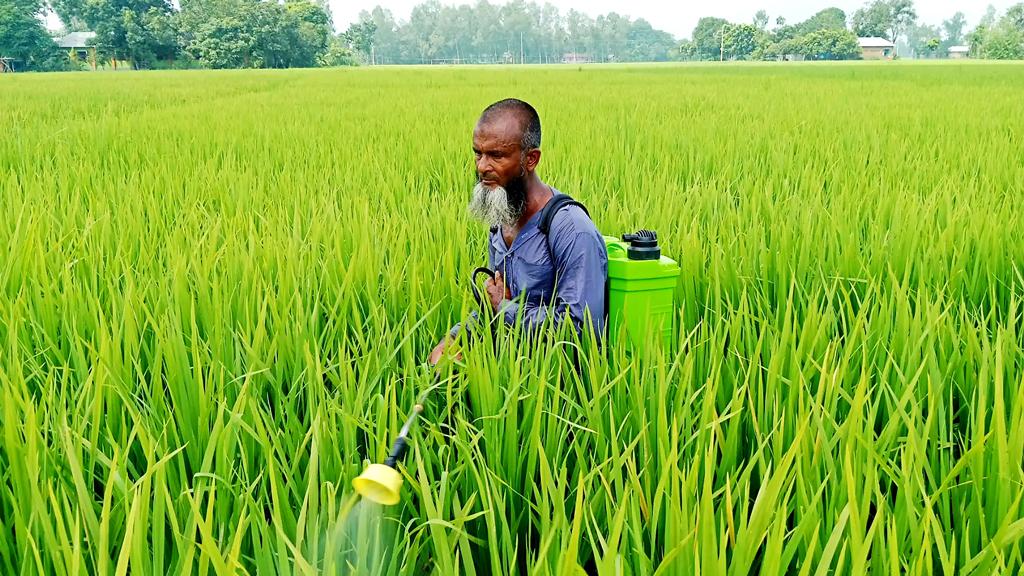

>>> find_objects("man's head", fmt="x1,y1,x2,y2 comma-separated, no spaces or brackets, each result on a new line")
468,98,542,229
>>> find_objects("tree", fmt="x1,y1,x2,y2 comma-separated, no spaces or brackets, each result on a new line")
799,8,847,34
343,19,377,63
941,12,967,48
184,14,254,68
287,0,332,67
979,5,997,28
966,5,1024,60
753,9,769,31
324,1,679,66
722,23,764,60
139,8,178,65
564,8,593,60
771,23,799,43
674,39,696,60
852,1,889,38
404,0,441,62
796,29,862,60
76,0,176,68
967,25,989,58
885,0,917,48
982,20,1024,59
1007,3,1024,31
907,23,941,58
938,11,965,57
594,12,632,62
360,6,401,64
49,0,88,31
0,0,64,70
179,0,329,69
762,7,847,57
852,0,916,55
691,16,729,60
625,18,676,62
320,36,358,66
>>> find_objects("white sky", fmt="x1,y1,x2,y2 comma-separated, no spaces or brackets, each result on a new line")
328,1,1011,38
45,1,1012,38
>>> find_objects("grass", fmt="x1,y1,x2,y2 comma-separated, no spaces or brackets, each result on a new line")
1,62,1023,574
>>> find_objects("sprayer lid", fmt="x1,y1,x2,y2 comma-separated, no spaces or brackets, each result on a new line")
622,230,660,260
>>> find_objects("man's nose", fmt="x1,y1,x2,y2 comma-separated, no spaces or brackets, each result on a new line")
476,156,491,175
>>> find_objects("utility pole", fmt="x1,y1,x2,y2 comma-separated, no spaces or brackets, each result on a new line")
720,23,733,62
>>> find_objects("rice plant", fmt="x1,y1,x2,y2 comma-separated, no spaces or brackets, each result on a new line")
1,62,1023,574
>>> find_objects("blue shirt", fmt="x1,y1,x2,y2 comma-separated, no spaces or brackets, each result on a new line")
450,191,608,339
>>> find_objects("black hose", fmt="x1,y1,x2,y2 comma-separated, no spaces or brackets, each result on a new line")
470,267,496,315
382,371,443,468
383,437,409,468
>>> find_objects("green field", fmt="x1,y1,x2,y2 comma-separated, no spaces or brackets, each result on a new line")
2,62,1024,575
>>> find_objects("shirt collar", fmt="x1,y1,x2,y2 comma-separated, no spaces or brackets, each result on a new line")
492,192,557,252
492,214,540,253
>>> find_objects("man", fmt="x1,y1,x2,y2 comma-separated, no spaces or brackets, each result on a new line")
430,98,607,365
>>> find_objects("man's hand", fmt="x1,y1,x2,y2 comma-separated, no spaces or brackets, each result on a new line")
485,271,512,312
428,335,462,366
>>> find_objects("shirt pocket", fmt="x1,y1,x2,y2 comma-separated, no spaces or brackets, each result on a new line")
514,252,555,303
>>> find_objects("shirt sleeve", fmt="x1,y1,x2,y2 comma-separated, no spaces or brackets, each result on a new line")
499,207,607,337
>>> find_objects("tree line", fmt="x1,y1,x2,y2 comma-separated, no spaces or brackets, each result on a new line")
348,2,676,65
2,0,1023,72
680,2,1023,61
1,0,677,70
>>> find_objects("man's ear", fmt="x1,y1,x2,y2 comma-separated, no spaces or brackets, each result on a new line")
524,148,541,172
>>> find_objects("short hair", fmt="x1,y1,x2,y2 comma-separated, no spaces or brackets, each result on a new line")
479,98,541,151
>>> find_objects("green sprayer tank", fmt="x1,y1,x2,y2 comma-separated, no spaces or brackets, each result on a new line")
604,231,681,354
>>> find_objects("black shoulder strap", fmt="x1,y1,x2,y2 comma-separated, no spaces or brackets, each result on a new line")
539,193,607,324
538,193,590,236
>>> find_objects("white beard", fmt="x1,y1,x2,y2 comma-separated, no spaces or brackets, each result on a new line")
468,181,518,230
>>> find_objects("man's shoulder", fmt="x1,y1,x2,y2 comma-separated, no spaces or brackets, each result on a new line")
545,193,604,254
550,203,597,234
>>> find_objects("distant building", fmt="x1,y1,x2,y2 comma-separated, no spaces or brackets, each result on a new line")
56,31,98,69
948,45,970,59
858,37,895,60
561,52,592,64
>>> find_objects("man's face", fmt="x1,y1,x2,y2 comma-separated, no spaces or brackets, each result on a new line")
472,115,527,191
468,115,530,228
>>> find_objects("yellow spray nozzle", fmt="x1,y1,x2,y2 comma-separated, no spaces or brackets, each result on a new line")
352,463,404,506
352,370,439,506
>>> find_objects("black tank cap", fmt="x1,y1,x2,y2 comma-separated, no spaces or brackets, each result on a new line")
622,230,660,260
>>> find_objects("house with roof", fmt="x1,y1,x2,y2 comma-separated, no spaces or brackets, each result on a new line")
858,37,894,60
948,45,970,59
55,31,98,69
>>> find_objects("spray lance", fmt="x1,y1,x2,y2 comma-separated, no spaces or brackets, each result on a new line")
351,267,496,506
350,387,428,506
352,226,683,506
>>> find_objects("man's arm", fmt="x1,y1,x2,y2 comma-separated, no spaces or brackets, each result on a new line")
498,207,607,336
